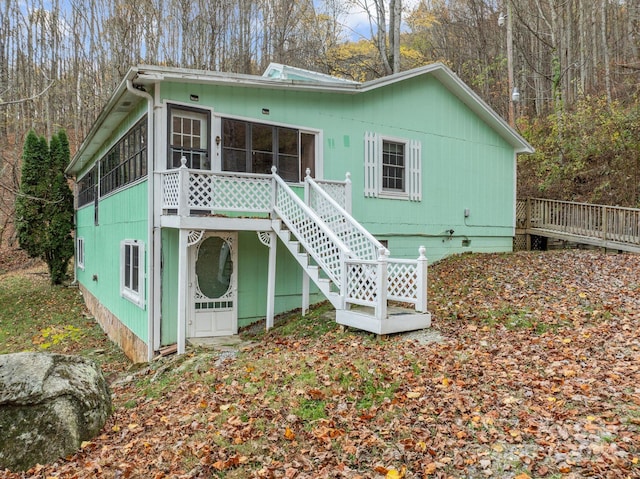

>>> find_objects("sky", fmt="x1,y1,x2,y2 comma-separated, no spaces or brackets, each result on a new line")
326,0,421,41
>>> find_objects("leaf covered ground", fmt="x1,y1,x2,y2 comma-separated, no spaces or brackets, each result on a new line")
1,250,639,478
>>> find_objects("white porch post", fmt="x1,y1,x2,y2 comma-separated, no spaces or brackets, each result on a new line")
376,248,388,321
302,272,310,316
344,172,352,214
302,168,311,316
177,229,189,354
416,246,428,313
178,157,189,217
266,231,277,329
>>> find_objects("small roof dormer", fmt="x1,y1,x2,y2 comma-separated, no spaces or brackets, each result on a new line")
262,63,358,85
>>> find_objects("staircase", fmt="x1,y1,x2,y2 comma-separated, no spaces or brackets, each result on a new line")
271,169,431,335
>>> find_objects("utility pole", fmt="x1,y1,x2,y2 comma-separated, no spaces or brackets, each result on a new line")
499,1,516,127
506,1,515,127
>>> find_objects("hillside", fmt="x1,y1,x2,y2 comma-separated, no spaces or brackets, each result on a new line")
1,250,639,478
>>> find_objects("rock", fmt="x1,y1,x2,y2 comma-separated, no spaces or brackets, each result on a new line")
0,352,111,471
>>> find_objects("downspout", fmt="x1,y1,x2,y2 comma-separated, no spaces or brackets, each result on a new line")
126,78,156,362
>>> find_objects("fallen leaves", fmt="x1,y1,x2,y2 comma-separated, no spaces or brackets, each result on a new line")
1,250,639,478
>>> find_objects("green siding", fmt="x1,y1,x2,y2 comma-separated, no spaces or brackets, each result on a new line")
76,181,149,342
160,228,179,346
236,232,322,327
159,230,323,339
76,69,520,345
160,74,514,263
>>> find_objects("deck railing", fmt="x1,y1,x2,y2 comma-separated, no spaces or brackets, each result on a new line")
160,163,429,316
520,198,640,249
161,163,273,215
305,173,382,262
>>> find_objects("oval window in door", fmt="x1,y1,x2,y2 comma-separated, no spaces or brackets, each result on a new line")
195,237,232,299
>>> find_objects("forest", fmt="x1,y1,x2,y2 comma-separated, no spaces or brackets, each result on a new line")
0,0,639,248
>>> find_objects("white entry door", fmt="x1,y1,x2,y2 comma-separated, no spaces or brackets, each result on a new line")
188,233,237,337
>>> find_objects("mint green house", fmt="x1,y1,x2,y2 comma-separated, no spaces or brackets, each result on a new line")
67,63,533,362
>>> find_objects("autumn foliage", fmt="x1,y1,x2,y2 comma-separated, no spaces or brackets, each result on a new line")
1,250,639,478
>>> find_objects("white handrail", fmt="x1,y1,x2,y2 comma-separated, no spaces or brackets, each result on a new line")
272,169,352,287
305,173,387,261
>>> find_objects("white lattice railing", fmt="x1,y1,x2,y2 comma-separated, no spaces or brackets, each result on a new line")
272,171,352,286
161,161,429,318
313,172,352,213
305,173,383,261
161,161,272,215
344,248,428,319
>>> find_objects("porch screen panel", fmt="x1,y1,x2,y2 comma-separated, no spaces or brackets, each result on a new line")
222,119,248,172
221,117,310,183
278,127,299,182
300,133,315,179
251,123,274,175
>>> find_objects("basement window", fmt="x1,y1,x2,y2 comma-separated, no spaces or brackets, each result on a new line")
120,240,145,308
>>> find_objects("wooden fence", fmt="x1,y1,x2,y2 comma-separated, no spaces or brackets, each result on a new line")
516,198,640,253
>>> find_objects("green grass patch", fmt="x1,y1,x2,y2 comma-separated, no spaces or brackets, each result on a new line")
294,397,327,423
242,301,338,341
0,268,129,369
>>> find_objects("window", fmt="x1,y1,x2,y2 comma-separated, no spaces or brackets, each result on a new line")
77,237,85,270
169,106,210,169
364,132,421,201
77,167,97,208
221,118,315,182
120,240,145,308
99,116,148,196
382,140,405,192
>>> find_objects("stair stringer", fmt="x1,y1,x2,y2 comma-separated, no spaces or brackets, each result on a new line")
271,219,343,310
271,172,431,335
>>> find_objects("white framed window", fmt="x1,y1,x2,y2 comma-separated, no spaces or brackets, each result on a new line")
77,237,85,270
168,105,211,170
120,240,145,308
220,117,317,183
364,132,421,201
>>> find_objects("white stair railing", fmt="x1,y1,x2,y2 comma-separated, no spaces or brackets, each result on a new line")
304,171,385,261
275,169,429,317
272,169,352,287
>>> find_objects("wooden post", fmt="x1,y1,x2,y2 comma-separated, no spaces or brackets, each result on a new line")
304,168,311,206
266,231,277,330
525,198,532,250
178,157,188,217
270,166,278,219
376,248,388,321
344,172,352,214
301,168,311,316
302,271,310,316
177,229,189,355
340,252,348,311
416,246,428,313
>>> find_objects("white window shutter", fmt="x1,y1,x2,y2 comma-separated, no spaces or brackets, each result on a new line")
409,140,422,201
364,132,378,197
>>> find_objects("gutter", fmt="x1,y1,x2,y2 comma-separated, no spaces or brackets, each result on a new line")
126,78,156,362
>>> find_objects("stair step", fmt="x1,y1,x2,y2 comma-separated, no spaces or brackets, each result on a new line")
289,240,301,253
296,253,308,267
305,266,320,281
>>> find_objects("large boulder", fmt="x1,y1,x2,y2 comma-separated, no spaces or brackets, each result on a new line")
0,352,111,471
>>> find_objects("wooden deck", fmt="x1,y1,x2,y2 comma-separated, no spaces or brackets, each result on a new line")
516,198,640,254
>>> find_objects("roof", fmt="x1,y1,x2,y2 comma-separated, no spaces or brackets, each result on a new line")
67,63,534,175
262,63,359,84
